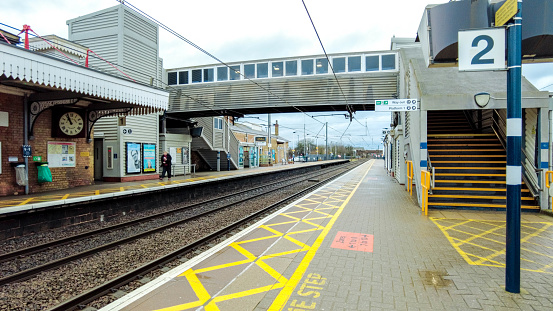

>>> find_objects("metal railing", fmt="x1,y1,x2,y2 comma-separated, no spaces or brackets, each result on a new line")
421,170,431,216
427,150,435,193
406,160,413,196
546,171,553,209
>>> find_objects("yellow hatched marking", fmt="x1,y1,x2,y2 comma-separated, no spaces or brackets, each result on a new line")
61,194,70,200
268,160,374,310
18,198,34,206
432,218,553,274
156,269,212,311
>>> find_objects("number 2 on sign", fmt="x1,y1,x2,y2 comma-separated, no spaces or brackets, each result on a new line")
471,35,495,65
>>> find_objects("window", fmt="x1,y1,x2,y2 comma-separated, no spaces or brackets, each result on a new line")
257,63,268,78
168,72,177,85
178,71,189,84
214,118,223,130
230,65,241,80
348,56,361,72
217,67,228,81
301,59,313,75
285,60,297,76
203,68,214,82
316,58,328,74
333,57,346,73
244,64,255,79
272,62,283,77
366,55,379,71
382,54,396,70
192,69,202,83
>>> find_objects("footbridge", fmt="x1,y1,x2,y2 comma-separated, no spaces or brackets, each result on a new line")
165,50,399,118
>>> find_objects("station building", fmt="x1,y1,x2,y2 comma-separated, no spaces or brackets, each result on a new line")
0,35,168,196
384,0,553,212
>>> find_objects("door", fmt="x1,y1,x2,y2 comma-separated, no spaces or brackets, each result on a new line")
94,138,103,181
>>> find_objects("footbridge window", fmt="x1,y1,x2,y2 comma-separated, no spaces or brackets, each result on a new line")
272,62,283,77
285,60,297,76
366,55,379,71
333,57,346,73
192,69,202,83
301,59,314,75
316,58,328,74
230,65,241,80
244,64,255,79
257,63,269,78
168,72,177,85
382,54,396,70
167,51,398,85
179,71,189,84
348,56,361,72
217,67,228,81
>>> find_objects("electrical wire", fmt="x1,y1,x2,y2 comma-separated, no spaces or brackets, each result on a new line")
301,0,354,117
0,22,243,116
118,0,328,126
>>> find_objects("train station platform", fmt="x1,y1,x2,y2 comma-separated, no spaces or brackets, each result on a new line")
101,159,553,311
0,161,337,216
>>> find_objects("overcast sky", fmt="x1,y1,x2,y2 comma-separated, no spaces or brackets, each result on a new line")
2,0,552,150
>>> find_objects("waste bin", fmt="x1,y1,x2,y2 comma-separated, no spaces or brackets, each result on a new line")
36,162,52,183
14,164,27,186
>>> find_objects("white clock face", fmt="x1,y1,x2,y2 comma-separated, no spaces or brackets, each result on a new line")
59,112,84,136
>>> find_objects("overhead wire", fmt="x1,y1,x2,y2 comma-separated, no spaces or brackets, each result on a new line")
118,0,328,126
0,22,238,116
301,0,354,118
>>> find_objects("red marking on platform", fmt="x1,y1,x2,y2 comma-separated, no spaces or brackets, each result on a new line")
367,177,378,180
330,231,373,252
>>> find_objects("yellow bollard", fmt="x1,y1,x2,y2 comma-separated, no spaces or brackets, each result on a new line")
421,170,430,216
546,171,553,209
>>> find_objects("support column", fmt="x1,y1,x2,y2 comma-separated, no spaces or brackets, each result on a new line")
505,0,522,294
217,151,221,172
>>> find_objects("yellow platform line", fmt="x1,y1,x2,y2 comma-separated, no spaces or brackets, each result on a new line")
430,155,506,158
429,194,535,200
435,173,505,177
268,160,373,311
433,187,529,192
431,161,506,164
434,167,506,170
428,202,539,209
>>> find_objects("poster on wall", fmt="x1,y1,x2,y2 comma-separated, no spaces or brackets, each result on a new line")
182,147,189,165
142,143,156,173
47,141,76,167
126,142,141,174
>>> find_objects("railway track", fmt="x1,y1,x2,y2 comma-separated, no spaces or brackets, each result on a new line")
0,160,364,311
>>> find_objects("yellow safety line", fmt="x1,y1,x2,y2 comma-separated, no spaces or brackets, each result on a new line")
119,187,125,192
18,198,34,206
155,269,212,311
268,160,374,311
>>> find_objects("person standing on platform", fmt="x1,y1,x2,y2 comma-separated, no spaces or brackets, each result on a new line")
160,151,172,180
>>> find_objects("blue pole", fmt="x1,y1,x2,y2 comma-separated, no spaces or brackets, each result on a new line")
505,0,522,294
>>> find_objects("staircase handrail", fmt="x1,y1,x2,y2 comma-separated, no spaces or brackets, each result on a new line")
427,150,435,192
421,170,431,216
492,109,540,197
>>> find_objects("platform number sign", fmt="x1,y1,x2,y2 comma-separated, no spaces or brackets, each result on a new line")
459,28,506,71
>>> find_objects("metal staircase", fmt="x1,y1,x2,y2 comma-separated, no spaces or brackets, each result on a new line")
426,110,539,210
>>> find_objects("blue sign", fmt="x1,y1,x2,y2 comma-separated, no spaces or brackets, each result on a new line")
22,145,32,158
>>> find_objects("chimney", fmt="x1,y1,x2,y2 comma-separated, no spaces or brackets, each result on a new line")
275,120,279,136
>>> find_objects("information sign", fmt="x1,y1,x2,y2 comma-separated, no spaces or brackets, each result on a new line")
47,141,76,167
375,99,419,112
459,28,506,71
495,0,517,27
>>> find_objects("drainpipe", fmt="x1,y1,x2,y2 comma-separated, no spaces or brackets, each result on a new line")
23,95,29,195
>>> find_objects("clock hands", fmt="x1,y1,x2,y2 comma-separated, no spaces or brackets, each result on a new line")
66,114,73,125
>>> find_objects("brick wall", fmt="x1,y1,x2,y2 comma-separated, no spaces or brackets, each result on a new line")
0,93,94,197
